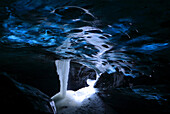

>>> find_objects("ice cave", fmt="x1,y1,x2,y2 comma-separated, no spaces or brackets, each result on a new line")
0,0,170,113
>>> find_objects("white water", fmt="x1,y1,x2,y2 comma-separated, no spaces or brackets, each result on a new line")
51,59,71,100
51,59,98,111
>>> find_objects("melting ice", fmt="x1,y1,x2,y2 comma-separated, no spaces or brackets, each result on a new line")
51,59,97,109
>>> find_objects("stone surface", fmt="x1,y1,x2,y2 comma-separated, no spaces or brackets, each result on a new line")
0,48,60,97
68,62,96,91
94,72,126,89
0,72,54,113
98,87,170,113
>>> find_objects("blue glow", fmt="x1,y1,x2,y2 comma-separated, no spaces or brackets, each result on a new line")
7,35,23,42
126,35,153,44
141,43,168,51
1,5,168,80
132,88,167,104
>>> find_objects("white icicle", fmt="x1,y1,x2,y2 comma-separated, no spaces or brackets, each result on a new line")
51,59,71,100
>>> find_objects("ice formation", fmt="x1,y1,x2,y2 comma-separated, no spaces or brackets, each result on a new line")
51,59,71,100
51,59,97,109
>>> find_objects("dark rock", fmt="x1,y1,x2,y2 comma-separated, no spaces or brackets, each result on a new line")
132,75,154,85
131,85,170,113
132,62,170,86
0,72,54,113
160,20,170,28
98,88,164,114
151,63,170,84
68,62,96,91
94,72,125,89
0,48,60,97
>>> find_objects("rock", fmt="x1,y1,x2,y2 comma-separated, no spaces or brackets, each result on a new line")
75,93,116,114
0,48,60,97
94,72,126,89
151,63,170,84
68,62,96,91
97,88,165,113
0,72,55,113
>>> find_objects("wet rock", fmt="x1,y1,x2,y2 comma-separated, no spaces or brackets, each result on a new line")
0,72,54,113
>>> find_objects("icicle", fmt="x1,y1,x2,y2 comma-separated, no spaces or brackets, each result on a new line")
51,60,98,111
51,59,71,100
